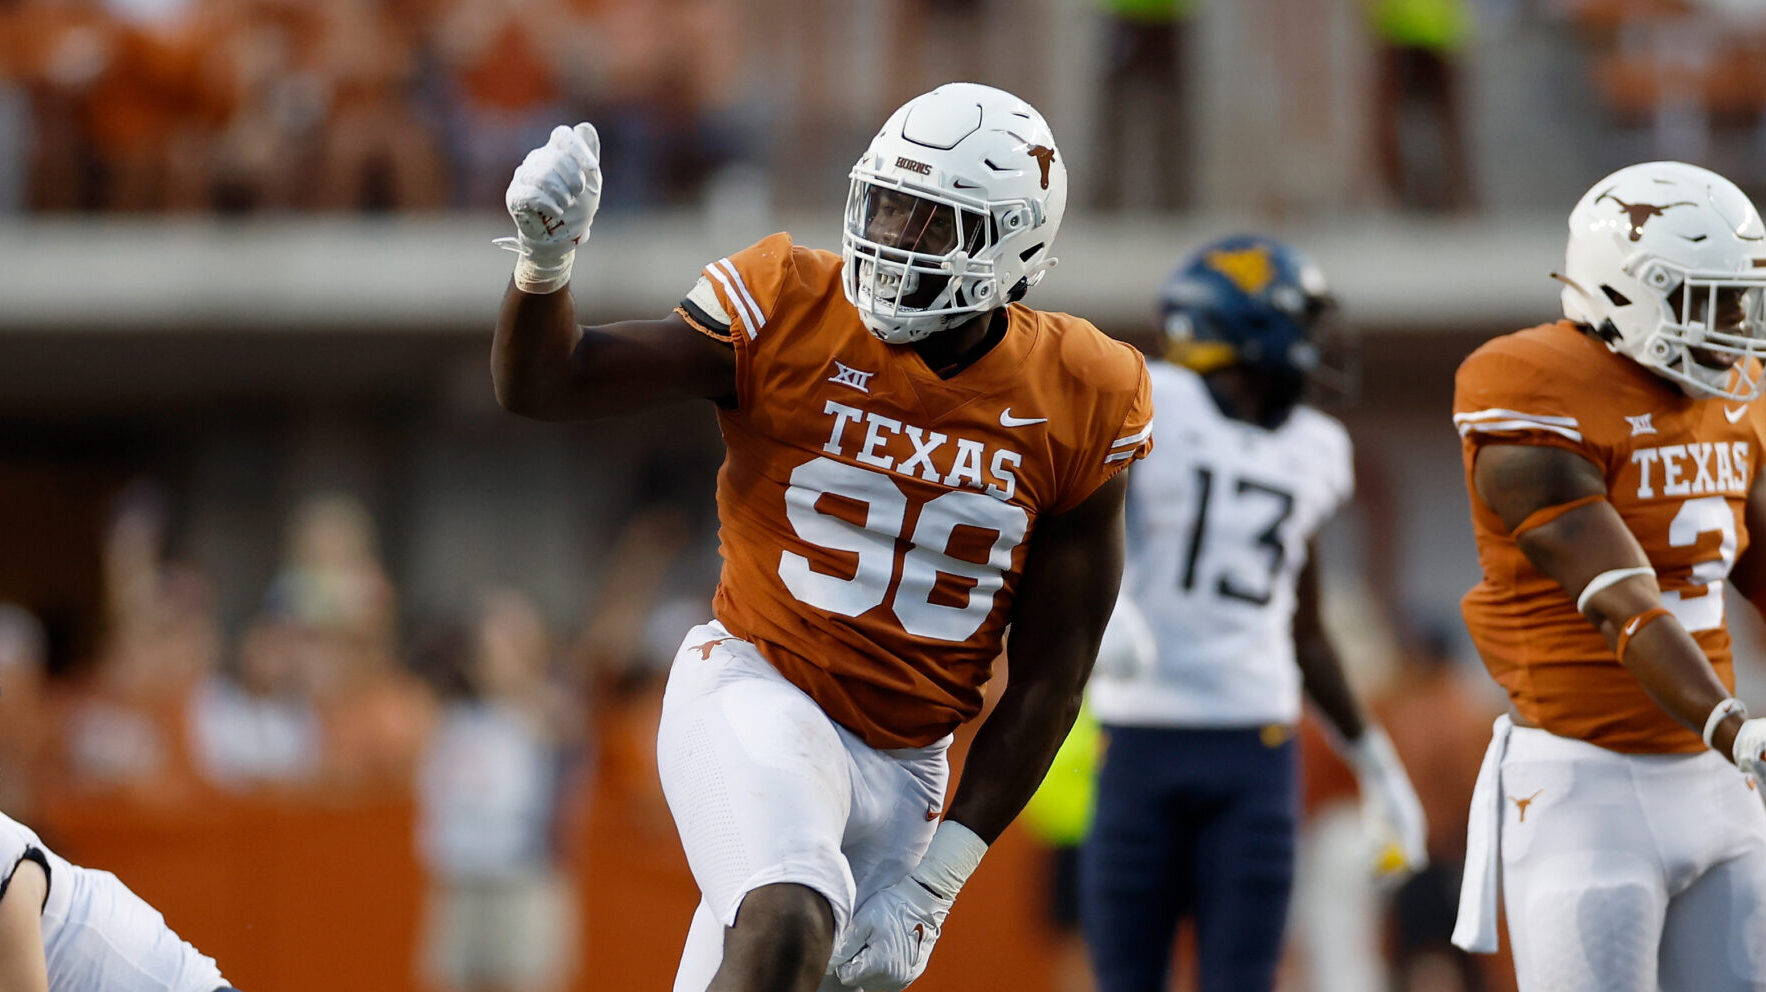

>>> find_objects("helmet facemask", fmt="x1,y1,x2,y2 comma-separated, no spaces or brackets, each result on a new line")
1653,270,1766,398
843,176,1020,344
1573,254,1766,401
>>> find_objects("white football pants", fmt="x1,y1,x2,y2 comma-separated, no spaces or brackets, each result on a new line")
655,622,950,992
1496,724,1766,991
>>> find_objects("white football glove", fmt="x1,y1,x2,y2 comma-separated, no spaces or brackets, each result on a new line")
1345,725,1428,884
497,122,602,294
1733,716,1766,787
832,821,987,991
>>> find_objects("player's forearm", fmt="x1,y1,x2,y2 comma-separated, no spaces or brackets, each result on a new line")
1295,636,1366,742
1580,575,1742,755
1614,617,1742,755
493,281,585,419
944,669,1088,844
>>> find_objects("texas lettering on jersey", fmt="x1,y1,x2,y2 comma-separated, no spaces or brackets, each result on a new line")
1455,320,1762,753
1629,441,1750,499
676,232,1154,748
820,400,1024,502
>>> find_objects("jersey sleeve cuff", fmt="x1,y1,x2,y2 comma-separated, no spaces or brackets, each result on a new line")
676,301,734,343
0,848,50,912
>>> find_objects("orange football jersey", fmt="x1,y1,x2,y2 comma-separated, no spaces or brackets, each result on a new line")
1455,320,1761,753
675,233,1154,748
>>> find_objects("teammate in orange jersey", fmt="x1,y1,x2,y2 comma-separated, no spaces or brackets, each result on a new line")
1450,160,1766,991
492,82,1153,992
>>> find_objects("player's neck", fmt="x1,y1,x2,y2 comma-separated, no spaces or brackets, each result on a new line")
1204,368,1286,428
910,310,1007,379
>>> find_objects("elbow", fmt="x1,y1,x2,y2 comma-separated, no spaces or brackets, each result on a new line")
491,365,560,421
492,375,537,418
493,376,536,418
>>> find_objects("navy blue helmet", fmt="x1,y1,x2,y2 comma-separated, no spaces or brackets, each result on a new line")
1158,234,1337,382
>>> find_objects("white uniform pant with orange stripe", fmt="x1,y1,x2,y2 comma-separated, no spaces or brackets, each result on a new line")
656,622,950,992
1474,723,1766,991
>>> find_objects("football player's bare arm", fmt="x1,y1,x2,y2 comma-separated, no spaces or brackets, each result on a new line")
1292,551,1366,742
1293,547,1428,872
0,859,50,992
1475,442,1742,756
492,296,736,420
945,471,1129,845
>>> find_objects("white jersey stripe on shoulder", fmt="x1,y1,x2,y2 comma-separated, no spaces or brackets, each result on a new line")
1105,450,1138,463
716,258,767,333
1453,408,1579,428
1456,419,1583,442
1111,425,1153,449
704,262,759,339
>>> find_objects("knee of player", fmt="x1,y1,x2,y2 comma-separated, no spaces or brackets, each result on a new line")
730,883,836,955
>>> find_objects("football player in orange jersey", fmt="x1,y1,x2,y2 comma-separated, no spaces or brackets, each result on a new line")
1450,161,1766,991
492,83,1154,992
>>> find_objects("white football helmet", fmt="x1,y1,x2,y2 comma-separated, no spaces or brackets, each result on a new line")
1560,161,1766,401
841,82,1068,344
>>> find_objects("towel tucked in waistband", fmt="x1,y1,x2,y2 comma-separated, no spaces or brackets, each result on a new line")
1452,713,1512,953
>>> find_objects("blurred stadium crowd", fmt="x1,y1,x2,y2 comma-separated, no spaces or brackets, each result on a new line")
5,0,1766,991
0,0,749,213
1,0,1765,217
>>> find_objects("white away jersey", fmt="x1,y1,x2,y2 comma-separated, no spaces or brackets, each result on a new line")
1089,363,1353,727
0,811,228,992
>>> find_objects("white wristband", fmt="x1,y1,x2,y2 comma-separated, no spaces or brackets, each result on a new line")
1575,566,1656,614
911,820,988,899
1704,697,1749,748
494,236,577,295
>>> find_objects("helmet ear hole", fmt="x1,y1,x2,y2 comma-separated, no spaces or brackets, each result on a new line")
1601,285,1631,307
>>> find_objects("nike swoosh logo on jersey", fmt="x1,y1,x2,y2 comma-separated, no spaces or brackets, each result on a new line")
999,409,1048,427
1727,405,1749,423
1624,616,1643,636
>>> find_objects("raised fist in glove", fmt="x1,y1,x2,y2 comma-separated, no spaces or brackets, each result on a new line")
499,122,601,293
1346,726,1429,883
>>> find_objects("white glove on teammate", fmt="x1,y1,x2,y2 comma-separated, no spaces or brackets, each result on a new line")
497,122,602,294
1734,717,1766,786
833,821,987,991
1345,725,1429,883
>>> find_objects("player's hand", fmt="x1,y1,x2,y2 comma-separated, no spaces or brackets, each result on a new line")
1734,717,1766,787
832,820,987,991
507,122,601,254
1346,726,1429,884
498,123,601,293
832,873,951,991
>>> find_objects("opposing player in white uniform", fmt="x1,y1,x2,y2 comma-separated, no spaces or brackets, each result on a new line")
0,810,234,992
1081,235,1426,992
